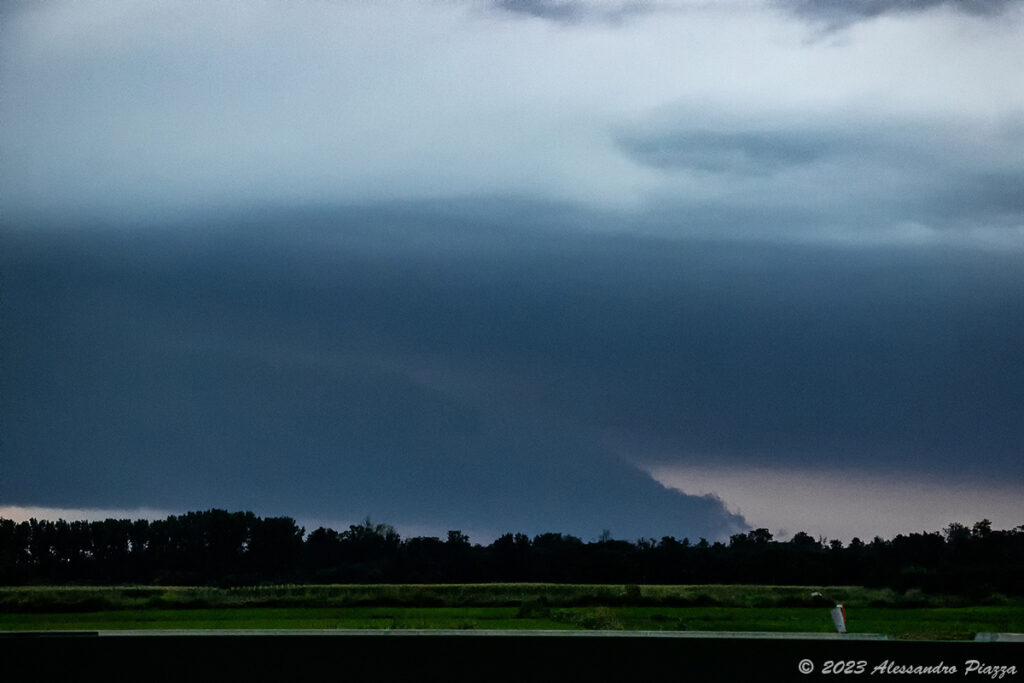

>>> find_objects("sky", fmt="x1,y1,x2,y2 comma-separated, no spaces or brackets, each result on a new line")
1,0,1023,543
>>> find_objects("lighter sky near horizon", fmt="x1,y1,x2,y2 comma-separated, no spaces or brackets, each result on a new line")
2,0,1023,543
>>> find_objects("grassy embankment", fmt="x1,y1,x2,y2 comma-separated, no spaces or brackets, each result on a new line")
1,584,1020,640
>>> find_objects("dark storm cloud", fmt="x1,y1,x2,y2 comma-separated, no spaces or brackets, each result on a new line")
933,170,1024,223
495,0,585,21
3,203,1023,541
0,213,750,541
778,0,1020,27
492,0,654,23
617,129,832,175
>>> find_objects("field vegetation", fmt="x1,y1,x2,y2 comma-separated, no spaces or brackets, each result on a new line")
2,584,1021,640
0,582,1014,612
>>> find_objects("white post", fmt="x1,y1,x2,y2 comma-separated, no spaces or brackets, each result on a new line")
830,604,847,633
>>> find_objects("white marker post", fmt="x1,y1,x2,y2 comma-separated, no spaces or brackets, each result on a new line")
830,604,847,634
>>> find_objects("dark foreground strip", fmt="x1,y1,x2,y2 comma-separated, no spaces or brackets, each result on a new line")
1,630,1021,682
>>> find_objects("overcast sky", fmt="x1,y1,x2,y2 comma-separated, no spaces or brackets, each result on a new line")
2,0,1022,542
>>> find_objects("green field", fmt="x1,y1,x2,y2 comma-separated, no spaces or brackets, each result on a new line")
2,584,1021,640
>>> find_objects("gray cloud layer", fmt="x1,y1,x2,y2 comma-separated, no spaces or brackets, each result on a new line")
493,0,656,22
495,0,586,21
3,207,1022,538
2,0,1022,248
617,129,833,174
778,0,1021,27
616,112,1024,239
493,0,1022,28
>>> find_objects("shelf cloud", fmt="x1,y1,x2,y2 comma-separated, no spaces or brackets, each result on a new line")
2,0,1021,540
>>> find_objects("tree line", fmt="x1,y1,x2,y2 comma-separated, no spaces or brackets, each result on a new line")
1,511,1021,594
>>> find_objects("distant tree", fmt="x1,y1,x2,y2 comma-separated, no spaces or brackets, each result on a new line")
490,533,532,581
789,531,819,550
128,519,152,577
248,516,304,579
2,509,1023,591
306,527,342,565
531,533,584,581
346,517,400,546
728,533,748,548
91,519,132,580
446,530,470,547
657,536,680,550
636,538,656,551
944,522,971,544
972,519,993,539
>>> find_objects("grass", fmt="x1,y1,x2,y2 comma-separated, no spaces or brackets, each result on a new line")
3,583,999,611
1,605,1020,639
1,585,1021,639
0,606,563,631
